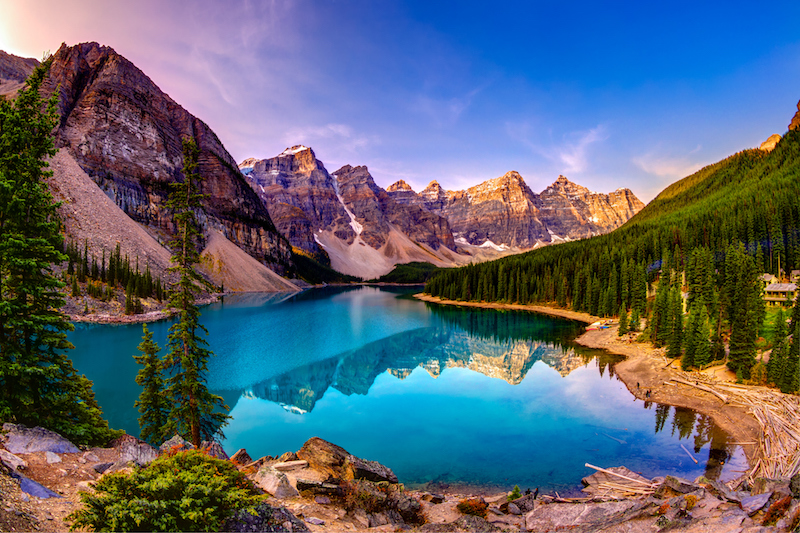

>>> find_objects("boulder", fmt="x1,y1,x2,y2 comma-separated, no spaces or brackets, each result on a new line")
525,500,640,532
509,493,537,513
223,502,309,532
93,462,113,474
231,448,252,466
9,471,61,499
0,449,27,471
343,454,398,483
113,435,157,466
2,424,79,454
507,503,521,515
658,475,704,495
740,492,772,516
277,451,298,462
295,478,342,495
296,437,349,480
253,465,299,499
45,451,62,464
159,434,195,453
200,441,229,460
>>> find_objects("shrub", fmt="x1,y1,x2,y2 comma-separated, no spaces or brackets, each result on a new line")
457,498,488,518
508,485,522,502
67,450,265,532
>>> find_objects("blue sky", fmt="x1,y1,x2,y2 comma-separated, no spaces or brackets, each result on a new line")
2,0,800,201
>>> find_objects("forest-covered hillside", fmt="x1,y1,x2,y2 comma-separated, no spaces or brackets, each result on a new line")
424,129,800,380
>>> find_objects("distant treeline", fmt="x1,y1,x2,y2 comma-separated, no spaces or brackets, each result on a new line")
425,129,800,380
65,240,164,313
374,262,446,284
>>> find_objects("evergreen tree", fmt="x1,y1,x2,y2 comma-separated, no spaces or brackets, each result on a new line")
162,137,229,446
618,304,628,336
693,307,712,368
630,306,640,332
782,320,800,393
666,288,683,359
767,308,787,385
134,325,169,445
0,59,119,445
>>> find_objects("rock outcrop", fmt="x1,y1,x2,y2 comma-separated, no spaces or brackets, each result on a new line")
790,100,800,131
241,148,458,278
40,42,292,274
760,133,782,152
0,50,38,98
388,173,644,248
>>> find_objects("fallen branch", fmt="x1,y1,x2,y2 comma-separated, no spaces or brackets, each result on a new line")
584,464,654,487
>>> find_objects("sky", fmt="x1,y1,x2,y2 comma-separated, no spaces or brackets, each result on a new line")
2,1,800,202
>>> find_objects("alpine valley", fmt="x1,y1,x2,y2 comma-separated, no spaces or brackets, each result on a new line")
2,42,643,283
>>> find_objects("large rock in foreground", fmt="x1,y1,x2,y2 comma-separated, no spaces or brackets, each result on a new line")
296,437,397,483
1,423,80,454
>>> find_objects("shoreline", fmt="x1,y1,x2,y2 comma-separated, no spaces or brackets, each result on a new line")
413,293,762,471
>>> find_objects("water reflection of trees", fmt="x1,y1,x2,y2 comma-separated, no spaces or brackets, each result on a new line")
242,305,597,413
426,304,583,347
652,404,732,480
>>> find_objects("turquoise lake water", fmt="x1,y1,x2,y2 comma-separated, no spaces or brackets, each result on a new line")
69,286,746,493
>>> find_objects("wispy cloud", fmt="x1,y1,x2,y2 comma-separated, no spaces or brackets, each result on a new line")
557,125,608,174
412,82,491,128
632,150,705,179
506,122,609,175
283,123,379,154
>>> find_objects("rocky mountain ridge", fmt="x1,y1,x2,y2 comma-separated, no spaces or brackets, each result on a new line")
242,146,463,278
241,147,644,277
389,173,644,249
39,42,293,275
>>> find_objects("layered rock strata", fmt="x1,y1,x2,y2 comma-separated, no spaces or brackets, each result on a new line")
389,173,643,248
41,42,292,272
242,147,457,278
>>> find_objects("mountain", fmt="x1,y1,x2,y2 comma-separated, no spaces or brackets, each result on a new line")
425,105,800,322
40,43,293,275
242,149,642,278
387,173,643,249
0,43,302,291
0,50,38,98
241,146,464,279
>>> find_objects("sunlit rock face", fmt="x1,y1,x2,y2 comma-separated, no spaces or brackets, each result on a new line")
790,100,800,131
243,146,347,257
387,173,643,248
40,42,292,271
241,151,456,278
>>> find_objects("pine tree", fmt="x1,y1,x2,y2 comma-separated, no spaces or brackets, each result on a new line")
630,306,640,332
162,137,229,446
618,304,629,336
693,307,712,368
0,59,118,445
767,308,787,385
134,325,169,445
666,288,683,359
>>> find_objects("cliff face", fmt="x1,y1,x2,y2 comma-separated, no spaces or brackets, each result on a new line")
0,50,38,98
42,42,292,271
241,149,456,277
791,100,800,131
387,173,643,248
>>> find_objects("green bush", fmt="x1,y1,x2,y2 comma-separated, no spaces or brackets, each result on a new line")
67,450,265,532
508,485,522,501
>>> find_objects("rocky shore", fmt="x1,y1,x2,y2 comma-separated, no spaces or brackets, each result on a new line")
3,422,800,532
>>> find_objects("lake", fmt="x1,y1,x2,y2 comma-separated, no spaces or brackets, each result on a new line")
69,286,746,493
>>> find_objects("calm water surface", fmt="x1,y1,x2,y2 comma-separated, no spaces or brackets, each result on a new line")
69,286,746,493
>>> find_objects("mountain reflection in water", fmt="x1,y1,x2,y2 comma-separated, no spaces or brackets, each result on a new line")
68,287,746,491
